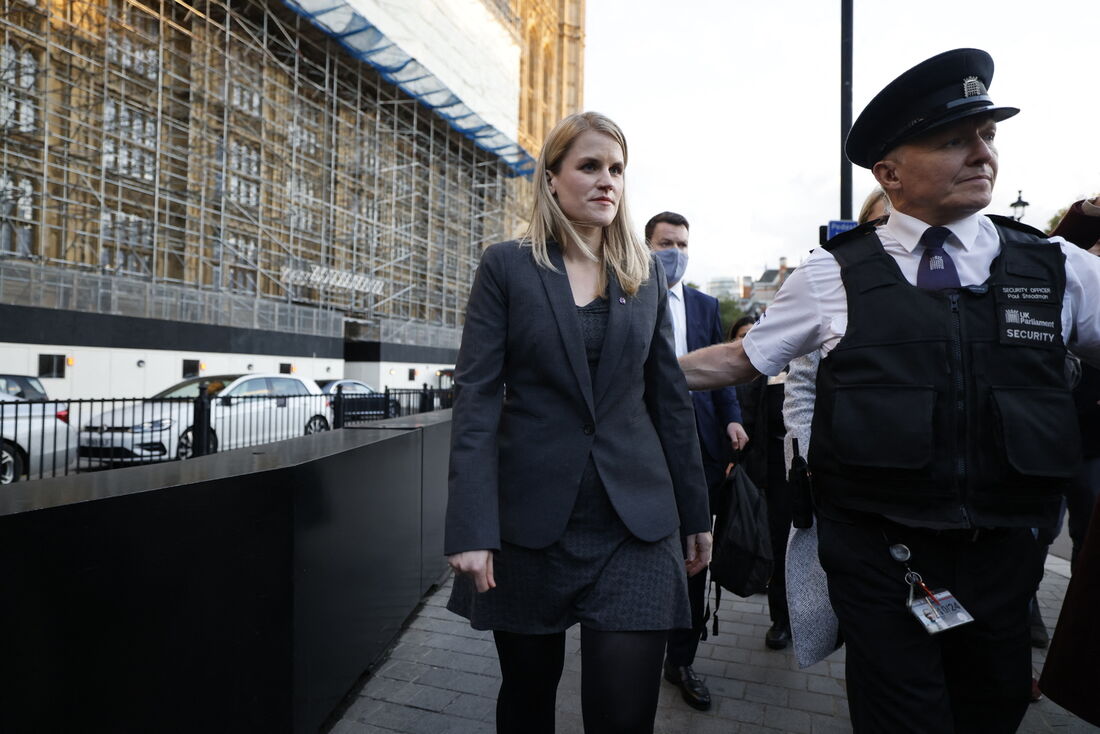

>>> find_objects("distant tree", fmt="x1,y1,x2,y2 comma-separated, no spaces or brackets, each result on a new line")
1047,207,1069,234
718,298,745,340
684,281,701,290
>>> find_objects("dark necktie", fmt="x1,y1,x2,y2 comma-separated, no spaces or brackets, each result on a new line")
667,289,685,357
916,226,961,290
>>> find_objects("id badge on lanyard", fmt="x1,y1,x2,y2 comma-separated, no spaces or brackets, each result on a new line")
889,542,975,635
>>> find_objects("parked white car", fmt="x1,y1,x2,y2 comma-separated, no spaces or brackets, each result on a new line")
78,374,331,466
0,374,50,401
0,395,78,484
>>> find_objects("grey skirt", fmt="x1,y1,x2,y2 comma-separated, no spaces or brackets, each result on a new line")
448,456,691,634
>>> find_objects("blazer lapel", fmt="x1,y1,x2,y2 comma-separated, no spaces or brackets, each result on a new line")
536,243,596,418
593,268,632,408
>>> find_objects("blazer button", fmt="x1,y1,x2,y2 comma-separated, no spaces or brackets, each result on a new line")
583,423,595,435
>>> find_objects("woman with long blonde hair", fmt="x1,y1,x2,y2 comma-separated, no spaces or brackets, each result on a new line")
445,111,711,733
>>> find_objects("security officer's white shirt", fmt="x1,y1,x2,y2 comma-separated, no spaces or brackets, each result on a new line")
667,280,688,358
743,209,1100,375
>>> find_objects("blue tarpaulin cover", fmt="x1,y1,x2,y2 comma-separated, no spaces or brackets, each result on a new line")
281,0,535,177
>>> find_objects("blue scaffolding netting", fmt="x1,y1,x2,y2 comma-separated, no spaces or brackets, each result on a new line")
281,0,536,177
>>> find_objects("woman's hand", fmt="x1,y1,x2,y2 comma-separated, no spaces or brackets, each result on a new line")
448,550,496,592
684,531,713,577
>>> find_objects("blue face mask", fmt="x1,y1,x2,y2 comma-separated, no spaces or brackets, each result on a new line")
653,248,689,287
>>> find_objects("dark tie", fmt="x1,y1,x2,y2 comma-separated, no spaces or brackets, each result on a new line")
916,226,961,290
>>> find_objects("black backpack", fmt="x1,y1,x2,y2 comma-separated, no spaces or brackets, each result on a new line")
709,463,773,634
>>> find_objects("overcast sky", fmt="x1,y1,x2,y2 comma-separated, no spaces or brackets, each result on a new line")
583,0,1099,288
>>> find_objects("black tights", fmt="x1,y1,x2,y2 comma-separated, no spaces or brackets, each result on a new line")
493,627,668,734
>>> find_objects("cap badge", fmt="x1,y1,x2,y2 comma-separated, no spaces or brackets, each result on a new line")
962,76,987,98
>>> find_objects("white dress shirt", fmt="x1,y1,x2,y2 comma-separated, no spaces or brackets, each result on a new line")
667,280,688,358
744,209,1100,375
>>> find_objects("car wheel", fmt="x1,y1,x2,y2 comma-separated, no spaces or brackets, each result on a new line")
176,427,219,460
305,416,330,434
0,441,24,484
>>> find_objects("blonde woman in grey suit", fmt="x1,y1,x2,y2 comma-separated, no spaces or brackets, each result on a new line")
445,112,712,734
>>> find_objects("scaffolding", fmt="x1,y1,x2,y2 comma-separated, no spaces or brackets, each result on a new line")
0,0,535,347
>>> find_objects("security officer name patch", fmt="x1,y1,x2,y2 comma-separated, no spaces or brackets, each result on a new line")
998,303,1061,347
999,285,1053,302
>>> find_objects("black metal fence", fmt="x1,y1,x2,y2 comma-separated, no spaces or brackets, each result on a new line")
0,384,454,485
337,384,453,427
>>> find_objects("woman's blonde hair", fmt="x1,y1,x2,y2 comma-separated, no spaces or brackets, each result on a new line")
523,111,650,297
858,186,890,225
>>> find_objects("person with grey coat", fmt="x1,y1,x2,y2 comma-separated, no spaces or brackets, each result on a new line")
445,112,711,734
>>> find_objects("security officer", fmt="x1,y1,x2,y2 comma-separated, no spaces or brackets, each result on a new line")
679,48,1100,732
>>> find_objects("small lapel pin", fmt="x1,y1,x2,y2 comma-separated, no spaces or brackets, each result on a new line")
618,296,626,305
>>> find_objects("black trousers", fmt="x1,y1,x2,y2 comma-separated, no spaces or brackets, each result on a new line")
764,445,793,628
665,457,725,668
817,514,1043,733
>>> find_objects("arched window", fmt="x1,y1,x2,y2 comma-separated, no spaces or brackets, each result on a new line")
225,233,259,294
0,44,14,85
1,44,16,130
0,90,12,130
18,96,33,132
99,211,153,275
16,178,32,219
0,172,12,210
0,170,34,257
226,139,261,208
102,98,157,179
18,50,34,90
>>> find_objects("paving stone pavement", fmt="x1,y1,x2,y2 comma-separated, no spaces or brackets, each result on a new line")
332,555,1097,733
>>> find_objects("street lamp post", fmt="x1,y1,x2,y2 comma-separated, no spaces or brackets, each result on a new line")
1010,190,1030,221
840,0,853,220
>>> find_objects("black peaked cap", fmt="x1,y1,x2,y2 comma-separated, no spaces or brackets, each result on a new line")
846,48,1019,169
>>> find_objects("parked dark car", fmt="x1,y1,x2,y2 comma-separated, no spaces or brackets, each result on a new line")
316,379,399,422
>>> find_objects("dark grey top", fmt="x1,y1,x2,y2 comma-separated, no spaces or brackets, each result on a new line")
577,296,610,380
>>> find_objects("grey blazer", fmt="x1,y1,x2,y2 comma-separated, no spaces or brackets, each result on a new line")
444,240,709,555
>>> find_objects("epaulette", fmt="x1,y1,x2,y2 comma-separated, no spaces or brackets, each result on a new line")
987,214,1048,239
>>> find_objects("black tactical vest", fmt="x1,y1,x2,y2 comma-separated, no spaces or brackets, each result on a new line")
809,216,1080,528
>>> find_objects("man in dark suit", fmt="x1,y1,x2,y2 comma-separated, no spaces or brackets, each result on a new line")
647,211,746,711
